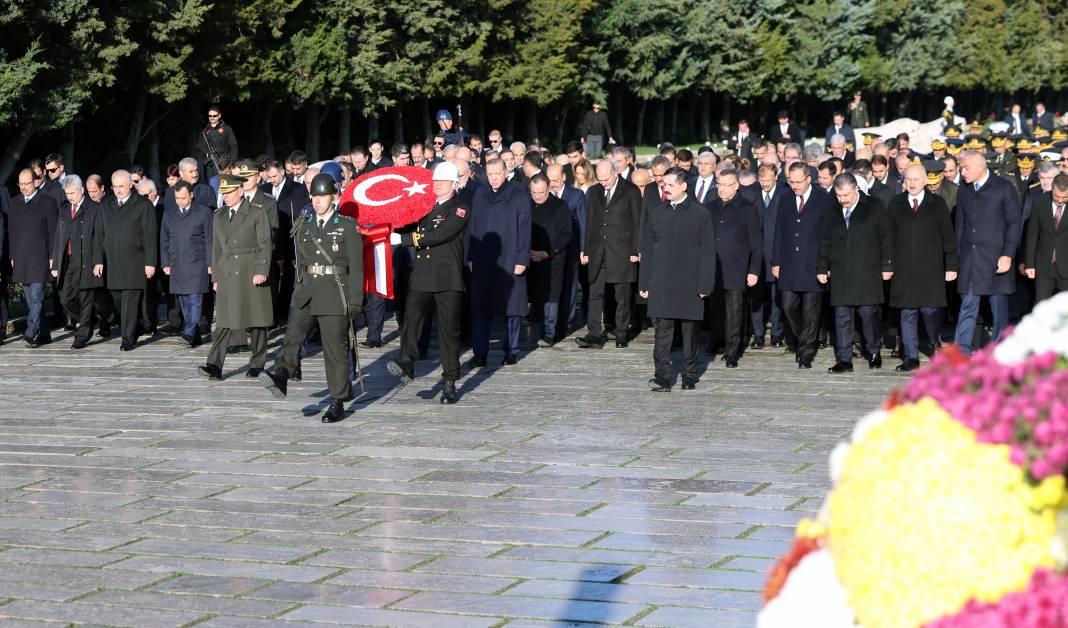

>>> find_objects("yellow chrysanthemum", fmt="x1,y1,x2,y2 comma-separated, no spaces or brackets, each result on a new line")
828,398,1062,628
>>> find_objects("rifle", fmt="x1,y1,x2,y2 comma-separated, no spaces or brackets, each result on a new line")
457,103,464,146
201,123,223,175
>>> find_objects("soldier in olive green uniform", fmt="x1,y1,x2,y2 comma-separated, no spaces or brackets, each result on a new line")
260,173,363,423
233,159,281,349
198,174,274,380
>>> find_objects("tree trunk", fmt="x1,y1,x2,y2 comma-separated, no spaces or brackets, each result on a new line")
260,101,277,158
338,106,351,155
61,124,75,173
420,97,432,142
720,93,731,138
700,93,711,142
0,119,34,185
555,105,569,149
635,99,648,146
394,107,404,144
654,99,665,145
147,124,161,184
125,89,148,162
367,115,380,145
526,100,539,143
305,103,321,161
503,101,514,141
612,87,625,145
669,96,679,142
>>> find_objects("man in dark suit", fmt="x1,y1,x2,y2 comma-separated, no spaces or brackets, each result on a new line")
953,151,1022,354
1032,102,1054,134
824,112,856,148
750,163,790,348
692,152,717,207
772,162,831,368
101,170,159,351
884,164,960,371
731,119,755,163
579,100,614,159
51,175,105,349
1004,103,1032,138
528,174,574,345
547,163,587,336
9,168,58,346
1024,174,1068,302
817,173,888,372
575,160,641,349
708,170,761,367
265,159,308,325
161,181,213,347
768,111,802,146
639,168,716,391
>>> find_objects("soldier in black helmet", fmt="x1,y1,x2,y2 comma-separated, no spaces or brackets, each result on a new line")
259,173,364,423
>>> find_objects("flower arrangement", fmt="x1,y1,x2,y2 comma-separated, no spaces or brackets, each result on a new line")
758,293,1068,628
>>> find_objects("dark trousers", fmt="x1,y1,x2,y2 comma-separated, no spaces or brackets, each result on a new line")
109,289,141,343
587,267,632,338
750,279,784,341
363,293,386,343
653,318,700,383
833,305,882,363
59,265,94,343
93,288,113,333
559,249,580,337
275,262,295,324
142,272,161,330
901,307,943,360
21,282,46,339
0,268,9,335
208,327,267,371
781,289,823,362
954,293,1008,354
178,294,204,337
1035,274,1068,303
401,290,462,381
50,280,66,327
275,305,352,401
722,289,746,360
472,314,521,359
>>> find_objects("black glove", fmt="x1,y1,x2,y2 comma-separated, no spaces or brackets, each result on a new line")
347,303,361,320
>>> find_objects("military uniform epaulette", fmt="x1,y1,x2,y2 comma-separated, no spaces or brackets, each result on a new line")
336,214,357,226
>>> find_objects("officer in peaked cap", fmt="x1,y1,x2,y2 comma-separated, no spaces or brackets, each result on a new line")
260,172,364,423
924,159,958,214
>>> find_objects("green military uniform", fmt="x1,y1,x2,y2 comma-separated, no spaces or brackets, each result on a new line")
272,209,363,402
924,160,958,215
990,136,1018,177
203,175,274,376
849,99,869,129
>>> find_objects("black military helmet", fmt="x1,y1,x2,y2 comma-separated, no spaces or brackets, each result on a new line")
310,172,337,197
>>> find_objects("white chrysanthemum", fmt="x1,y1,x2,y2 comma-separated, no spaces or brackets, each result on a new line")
851,410,889,444
830,442,850,484
1052,509,1068,569
757,549,855,628
994,292,1068,365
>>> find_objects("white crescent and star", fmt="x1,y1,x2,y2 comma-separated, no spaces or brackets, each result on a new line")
353,173,428,207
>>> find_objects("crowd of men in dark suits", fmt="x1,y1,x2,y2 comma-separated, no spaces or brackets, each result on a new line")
2,99,1068,395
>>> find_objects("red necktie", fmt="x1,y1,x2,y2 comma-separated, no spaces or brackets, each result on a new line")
696,181,706,202
911,198,919,213
797,195,805,214
68,203,77,255
660,188,665,202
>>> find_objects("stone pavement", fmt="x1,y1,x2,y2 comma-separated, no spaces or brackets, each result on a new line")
0,322,899,627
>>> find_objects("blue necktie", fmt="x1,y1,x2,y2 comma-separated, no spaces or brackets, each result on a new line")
974,182,981,192
844,207,852,228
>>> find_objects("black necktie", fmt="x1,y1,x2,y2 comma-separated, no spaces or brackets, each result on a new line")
318,219,325,230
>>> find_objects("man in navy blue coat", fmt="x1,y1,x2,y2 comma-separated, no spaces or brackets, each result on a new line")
824,111,856,148
953,150,1022,354
547,163,587,337
161,181,213,347
751,163,790,348
466,158,532,367
772,162,831,368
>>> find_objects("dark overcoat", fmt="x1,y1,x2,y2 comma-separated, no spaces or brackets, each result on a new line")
212,198,273,328
8,191,58,284
639,196,716,321
955,173,1021,296
102,193,158,290
709,194,762,291
466,183,531,317
529,195,573,305
817,193,888,306
161,201,213,295
52,198,104,290
884,192,959,308
584,178,641,283
771,186,831,294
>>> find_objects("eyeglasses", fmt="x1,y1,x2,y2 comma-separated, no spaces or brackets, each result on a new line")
45,167,60,174
433,141,444,146
207,113,220,119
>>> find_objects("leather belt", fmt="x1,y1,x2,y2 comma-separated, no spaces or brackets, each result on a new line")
304,264,346,276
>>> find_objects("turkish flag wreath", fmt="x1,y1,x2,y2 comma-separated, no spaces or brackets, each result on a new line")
338,166,435,299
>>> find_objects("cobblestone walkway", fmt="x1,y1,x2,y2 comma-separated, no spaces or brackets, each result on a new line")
0,323,898,626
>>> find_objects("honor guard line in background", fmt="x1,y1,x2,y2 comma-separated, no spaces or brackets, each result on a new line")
338,166,436,299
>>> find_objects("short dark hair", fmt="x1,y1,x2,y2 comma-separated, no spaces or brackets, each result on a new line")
943,155,958,167
529,172,549,187
787,161,809,177
349,145,369,159
44,152,63,166
369,139,383,149
263,158,282,171
173,181,194,195
871,154,889,168
832,110,845,118
896,133,910,142
564,140,583,155
851,159,872,176
207,104,222,115
286,150,308,166
130,165,145,176
468,134,482,144
664,166,688,186
391,143,409,157
523,151,543,170
738,117,749,126
817,161,836,175
1053,173,1068,193
677,148,694,162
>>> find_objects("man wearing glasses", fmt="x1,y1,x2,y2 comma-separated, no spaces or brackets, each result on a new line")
43,153,67,202
196,105,239,181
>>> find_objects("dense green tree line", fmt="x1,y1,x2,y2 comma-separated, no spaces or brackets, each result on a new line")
1,0,1065,182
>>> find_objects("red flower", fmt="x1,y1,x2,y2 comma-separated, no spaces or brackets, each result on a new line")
764,536,823,603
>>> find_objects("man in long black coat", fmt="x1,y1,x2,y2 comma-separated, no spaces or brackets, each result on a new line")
161,182,213,346
708,169,761,367
576,160,641,349
817,173,889,373
9,169,58,346
884,164,959,371
50,175,104,349
772,162,831,368
266,159,309,325
528,174,573,346
750,163,790,348
639,168,716,392
1023,174,1068,303
101,170,158,351
953,151,1021,354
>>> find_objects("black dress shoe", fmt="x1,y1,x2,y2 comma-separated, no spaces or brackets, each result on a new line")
119,341,136,351
681,380,696,390
198,364,223,380
440,379,459,404
868,353,883,369
785,345,797,354
71,339,88,350
750,338,765,349
605,330,618,340
98,327,112,339
321,399,346,423
64,323,77,332
575,334,605,349
771,339,784,348
649,377,672,392
725,359,739,368
387,359,415,384
290,369,302,382
798,361,812,369
468,356,487,368
501,353,517,366
259,369,288,398
537,336,555,348
615,339,628,349
895,358,921,372
227,344,249,354
360,339,382,348
246,368,262,378
828,361,854,373
23,336,40,348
